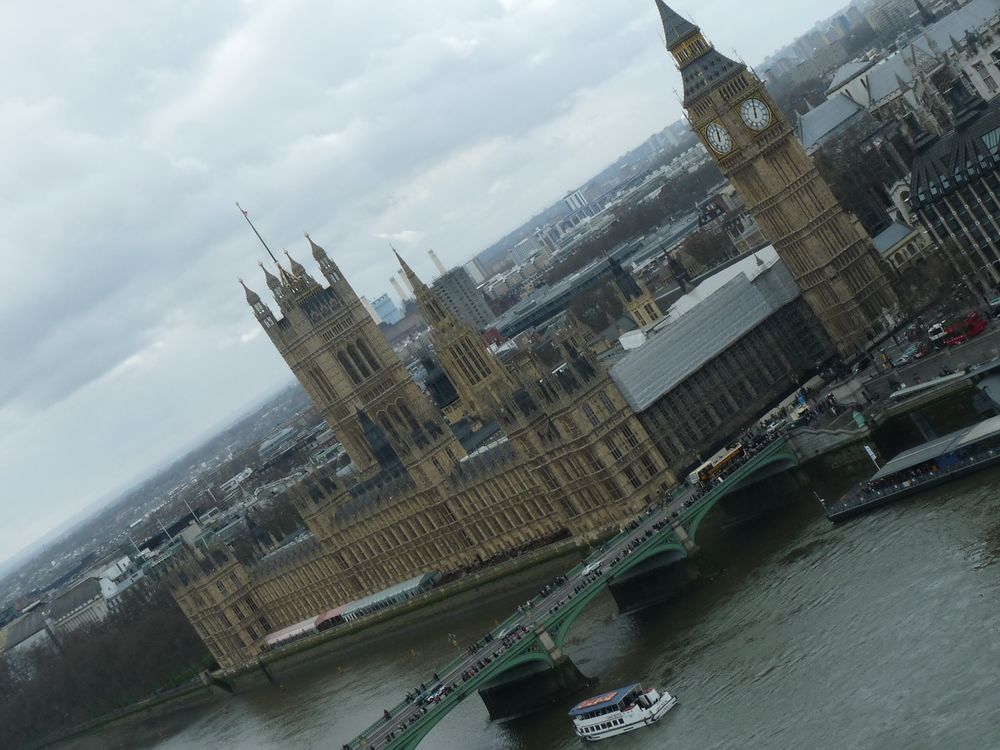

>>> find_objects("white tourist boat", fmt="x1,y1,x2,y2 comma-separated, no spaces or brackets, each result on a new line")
568,683,676,742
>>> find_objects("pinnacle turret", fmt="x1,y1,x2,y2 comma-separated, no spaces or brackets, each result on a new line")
260,262,281,290
240,279,261,305
284,250,308,278
306,232,328,261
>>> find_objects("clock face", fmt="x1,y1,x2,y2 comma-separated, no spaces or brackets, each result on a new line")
740,97,771,130
705,122,732,154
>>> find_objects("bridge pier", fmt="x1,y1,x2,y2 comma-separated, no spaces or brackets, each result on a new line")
606,548,706,614
477,629,592,720
671,519,698,555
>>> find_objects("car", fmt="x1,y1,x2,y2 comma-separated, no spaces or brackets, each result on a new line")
945,333,968,347
914,347,930,359
850,355,871,375
582,560,603,576
765,419,787,435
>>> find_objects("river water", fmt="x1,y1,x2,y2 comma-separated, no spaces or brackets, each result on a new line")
81,470,1000,750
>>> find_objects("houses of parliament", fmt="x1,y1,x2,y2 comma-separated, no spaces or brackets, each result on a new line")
170,3,895,669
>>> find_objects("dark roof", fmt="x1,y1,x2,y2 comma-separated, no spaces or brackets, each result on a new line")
871,413,1000,481
49,578,103,621
655,1,698,48
681,48,744,106
3,610,48,650
569,684,640,717
909,96,1000,209
611,256,800,412
872,222,918,254
796,95,865,152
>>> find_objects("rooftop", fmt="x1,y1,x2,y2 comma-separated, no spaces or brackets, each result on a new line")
2,610,47,650
826,59,876,94
569,684,640,717
797,94,866,152
611,247,801,412
49,577,103,621
872,222,919,254
872,413,1000,481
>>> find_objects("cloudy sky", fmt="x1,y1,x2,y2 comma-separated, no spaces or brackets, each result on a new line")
0,0,846,564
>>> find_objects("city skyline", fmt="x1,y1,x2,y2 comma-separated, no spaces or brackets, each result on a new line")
1,0,851,564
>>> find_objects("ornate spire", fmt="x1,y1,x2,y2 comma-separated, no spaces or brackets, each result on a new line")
240,278,261,305
260,261,281,290
394,246,448,325
305,232,328,261
284,249,308,277
393,246,427,292
654,1,699,50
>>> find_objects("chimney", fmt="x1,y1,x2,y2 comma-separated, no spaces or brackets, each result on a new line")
390,276,409,301
397,270,414,296
428,249,447,275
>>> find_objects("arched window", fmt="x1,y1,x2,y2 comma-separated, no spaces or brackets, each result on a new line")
338,352,361,384
347,345,371,378
357,340,381,373
378,412,400,442
906,242,917,257
397,400,421,432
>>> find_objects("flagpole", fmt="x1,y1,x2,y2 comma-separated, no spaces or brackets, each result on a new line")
236,202,279,264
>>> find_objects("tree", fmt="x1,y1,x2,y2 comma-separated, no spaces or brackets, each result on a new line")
677,229,736,274
0,582,212,749
813,118,908,236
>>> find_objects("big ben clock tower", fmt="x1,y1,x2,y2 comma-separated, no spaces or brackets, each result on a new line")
654,1,897,357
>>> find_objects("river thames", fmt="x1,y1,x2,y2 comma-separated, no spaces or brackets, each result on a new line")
80,470,1000,750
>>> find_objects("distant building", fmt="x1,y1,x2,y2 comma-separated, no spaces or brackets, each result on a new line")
430,267,495,330
372,293,403,325
510,235,545,264
0,610,57,666
48,578,108,635
866,0,919,35
360,296,381,324
463,258,487,284
564,189,589,212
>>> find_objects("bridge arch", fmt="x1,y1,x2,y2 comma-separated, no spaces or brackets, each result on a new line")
391,645,554,750
547,540,688,650
685,444,798,540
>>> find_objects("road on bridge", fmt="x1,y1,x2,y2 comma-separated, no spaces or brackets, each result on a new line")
345,434,788,750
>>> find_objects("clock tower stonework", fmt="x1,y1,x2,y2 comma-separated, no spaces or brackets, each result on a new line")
655,1,897,357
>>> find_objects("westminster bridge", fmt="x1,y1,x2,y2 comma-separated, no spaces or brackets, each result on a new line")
342,435,813,750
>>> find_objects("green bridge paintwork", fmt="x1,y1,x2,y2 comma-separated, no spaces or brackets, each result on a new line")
349,437,796,750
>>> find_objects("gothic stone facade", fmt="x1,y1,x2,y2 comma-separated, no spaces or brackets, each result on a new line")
654,1,897,356
171,239,676,670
